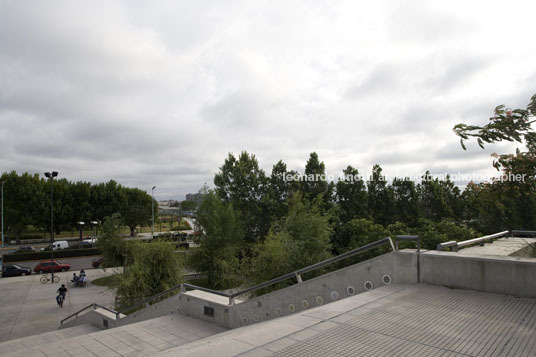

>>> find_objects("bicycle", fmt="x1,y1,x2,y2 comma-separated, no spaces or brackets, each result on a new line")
40,275,60,284
56,293,65,308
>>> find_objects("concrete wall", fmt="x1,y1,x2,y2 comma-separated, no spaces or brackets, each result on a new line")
230,250,419,328
60,293,182,330
420,251,536,297
176,290,231,327
60,250,420,331
60,307,125,330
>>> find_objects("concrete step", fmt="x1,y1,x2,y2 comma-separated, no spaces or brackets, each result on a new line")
1,313,227,357
0,324,100,355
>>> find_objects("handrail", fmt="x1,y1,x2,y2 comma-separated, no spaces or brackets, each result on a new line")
63,235,402,324
117,283,186,315
394,235,420,252
437,231,509,252
229,237,395,300
511,230,536,237
60,303,120,325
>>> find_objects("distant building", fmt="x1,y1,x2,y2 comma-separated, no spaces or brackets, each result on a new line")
185,192,204,205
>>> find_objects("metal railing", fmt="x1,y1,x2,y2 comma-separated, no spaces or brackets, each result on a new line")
437,231,510,252
60,235,416,325
511,230,536,238
394,235,420,251
183,236,401,305
60,303,120,325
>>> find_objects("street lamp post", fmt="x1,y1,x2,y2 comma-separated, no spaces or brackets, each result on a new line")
44,171,58,284
151,186,156,238
90,221,98,239
77,221,85,243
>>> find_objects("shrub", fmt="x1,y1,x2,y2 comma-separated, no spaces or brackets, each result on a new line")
3,248,101,262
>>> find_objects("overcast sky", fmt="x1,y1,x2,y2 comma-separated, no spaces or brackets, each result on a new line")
1,0,535,200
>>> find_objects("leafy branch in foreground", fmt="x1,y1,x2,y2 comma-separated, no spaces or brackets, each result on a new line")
453,93,536,171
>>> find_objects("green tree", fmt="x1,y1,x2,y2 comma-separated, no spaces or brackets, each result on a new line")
412,218,477,250
392,178,420,226
336,166,368,223
121,187,153,237
115,240,182,308
264,160,300,223
189,191,244,288
97,213,128,268
248,192,333,287
453,94,536,231
69,181,93,230
367,165,394,226
417,172,460,221
0,171,45,243
214,151,268,243
180,200,197,212
302,152,330,203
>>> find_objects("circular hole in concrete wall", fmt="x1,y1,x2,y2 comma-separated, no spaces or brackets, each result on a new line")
364,281,374,291
302,300,309,309
331,291,339,301
276,308,283,316
242,316,249,325
288,304,296,312
316,296,324,305
253,314,259,322
346,286,356,296
265,311,271,319
382,274,392,285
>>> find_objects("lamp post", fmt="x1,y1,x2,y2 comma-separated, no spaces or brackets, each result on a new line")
44,171,58,284
151,186,156,238
77,221,85,243
1,181,4,248
90,221,98,239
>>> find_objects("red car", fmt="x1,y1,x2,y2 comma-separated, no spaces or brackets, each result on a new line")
33,260,71,274
92,256,104,268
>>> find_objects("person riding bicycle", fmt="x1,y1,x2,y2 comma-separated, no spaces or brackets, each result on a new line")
56,284,67,307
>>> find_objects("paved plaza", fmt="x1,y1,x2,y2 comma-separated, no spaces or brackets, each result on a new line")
0,268,118,342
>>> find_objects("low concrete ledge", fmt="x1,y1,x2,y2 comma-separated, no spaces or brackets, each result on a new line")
420,251,536,297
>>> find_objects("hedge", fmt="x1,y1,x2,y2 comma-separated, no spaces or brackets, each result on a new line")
3,248,102,263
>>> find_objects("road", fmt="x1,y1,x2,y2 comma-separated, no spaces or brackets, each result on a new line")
4,255,101,272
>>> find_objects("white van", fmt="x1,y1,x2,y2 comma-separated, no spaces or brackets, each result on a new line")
51,241,69,250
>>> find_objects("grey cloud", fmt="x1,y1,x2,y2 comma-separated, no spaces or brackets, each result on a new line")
1,0,535,199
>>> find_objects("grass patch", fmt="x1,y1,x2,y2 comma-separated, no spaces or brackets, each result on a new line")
186,276,215,289
91,275,117,288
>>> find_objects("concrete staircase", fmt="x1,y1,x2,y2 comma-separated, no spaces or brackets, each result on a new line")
0,314,226,357
0,324,100,355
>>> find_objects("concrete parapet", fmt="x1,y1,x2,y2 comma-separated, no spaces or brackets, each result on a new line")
420,251,536,297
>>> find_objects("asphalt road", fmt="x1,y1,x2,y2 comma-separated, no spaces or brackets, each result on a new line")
3,255,101,273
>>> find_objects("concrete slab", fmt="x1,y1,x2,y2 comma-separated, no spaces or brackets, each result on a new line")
458,237,536,258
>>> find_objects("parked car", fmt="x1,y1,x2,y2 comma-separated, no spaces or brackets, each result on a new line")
33,260,71,274
92,256,104,268
51,241,69,250
12,246,36,254
2,264,32,277
80,237,97,248
79,240,93,248
40,241,69,251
